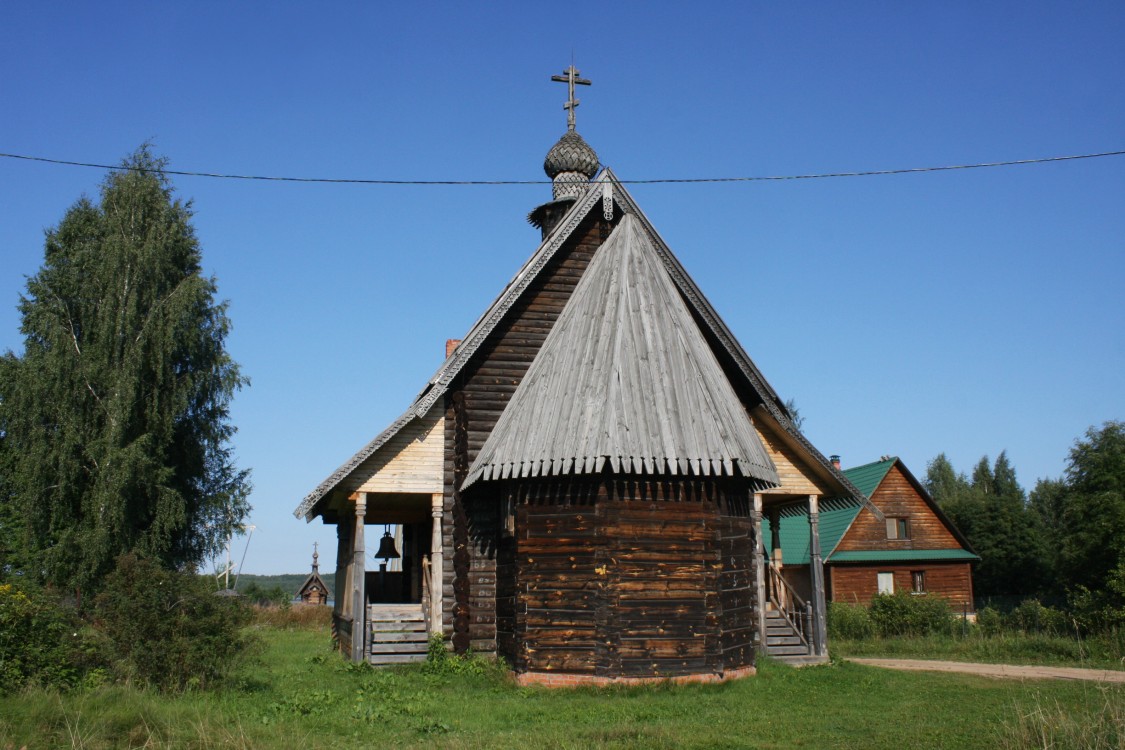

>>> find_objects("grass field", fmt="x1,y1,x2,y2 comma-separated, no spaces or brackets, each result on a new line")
2,620,1122,749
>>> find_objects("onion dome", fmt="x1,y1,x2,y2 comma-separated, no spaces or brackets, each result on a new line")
544,131,599,179
544,130,599,201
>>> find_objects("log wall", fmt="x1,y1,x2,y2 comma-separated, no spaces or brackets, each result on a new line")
835,464,962,552
829,563,975,609
442,211,613,653
490,476,756,678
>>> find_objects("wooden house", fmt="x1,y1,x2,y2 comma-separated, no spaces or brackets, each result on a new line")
773,457,978,611
295,545,330,606
294,69,867,681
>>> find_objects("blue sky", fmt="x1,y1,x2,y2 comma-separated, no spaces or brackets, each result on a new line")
2,3,1122,574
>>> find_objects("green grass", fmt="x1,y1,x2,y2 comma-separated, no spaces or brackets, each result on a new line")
2,625,1122,749
833,630,1125,671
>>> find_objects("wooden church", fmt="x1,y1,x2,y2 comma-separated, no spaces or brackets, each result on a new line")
294,67,868,682
295,544,331,606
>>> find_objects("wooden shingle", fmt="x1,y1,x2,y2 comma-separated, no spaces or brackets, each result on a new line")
463,214,779,489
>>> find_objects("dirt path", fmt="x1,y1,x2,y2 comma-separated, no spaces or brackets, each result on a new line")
849,657,1125,683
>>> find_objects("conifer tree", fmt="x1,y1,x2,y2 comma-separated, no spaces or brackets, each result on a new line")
969,451,1050,597
927,451,1050,598
926,453,977,538
0,147,250,596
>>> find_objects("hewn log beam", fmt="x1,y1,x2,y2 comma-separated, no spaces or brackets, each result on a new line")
430,492,444,635
807,494,828,657
752,492,766,652
351,493,367,663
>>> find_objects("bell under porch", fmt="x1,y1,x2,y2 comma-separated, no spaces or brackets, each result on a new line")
324,491,445,664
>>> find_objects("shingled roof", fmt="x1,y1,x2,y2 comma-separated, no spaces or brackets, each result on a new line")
295,171,864,520
462,214,779,489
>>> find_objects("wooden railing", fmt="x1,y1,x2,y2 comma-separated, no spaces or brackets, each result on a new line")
421,555,432,634
764,550,812,650
333,612,354,655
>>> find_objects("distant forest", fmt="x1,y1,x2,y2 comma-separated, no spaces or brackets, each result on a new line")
227,573,335,597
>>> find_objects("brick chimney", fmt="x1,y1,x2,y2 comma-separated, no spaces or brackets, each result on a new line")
445,339,462,358
830,455,841,471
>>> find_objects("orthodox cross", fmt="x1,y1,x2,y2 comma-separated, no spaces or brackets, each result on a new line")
551,65,591,131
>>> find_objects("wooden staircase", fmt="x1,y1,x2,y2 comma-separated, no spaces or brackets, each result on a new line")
763,556,829,666
367,603,429,665
764,608,822,666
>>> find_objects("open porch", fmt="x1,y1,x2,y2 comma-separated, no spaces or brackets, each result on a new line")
753,492,833,665
329,491,445,664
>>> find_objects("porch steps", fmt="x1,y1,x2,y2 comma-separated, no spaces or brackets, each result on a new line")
764,609,827,666
367,603,429,665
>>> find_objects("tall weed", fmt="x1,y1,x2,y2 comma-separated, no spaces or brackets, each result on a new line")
997,687,1125,749
251,603,331,630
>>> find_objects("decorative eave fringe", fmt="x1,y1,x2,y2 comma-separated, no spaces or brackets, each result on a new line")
461,454,781,492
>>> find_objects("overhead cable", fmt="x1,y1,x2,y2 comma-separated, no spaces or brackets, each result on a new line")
0,149,1121,186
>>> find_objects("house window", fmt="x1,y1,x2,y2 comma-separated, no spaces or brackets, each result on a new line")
886,517,910,540
877,572,894,595
912,570,926,594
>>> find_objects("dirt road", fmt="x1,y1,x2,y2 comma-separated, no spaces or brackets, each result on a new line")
849,657,1125,683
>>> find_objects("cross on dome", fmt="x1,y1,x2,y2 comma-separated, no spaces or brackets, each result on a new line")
551,65,591,131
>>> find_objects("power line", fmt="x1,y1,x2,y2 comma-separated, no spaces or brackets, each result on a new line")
0,149,1121,186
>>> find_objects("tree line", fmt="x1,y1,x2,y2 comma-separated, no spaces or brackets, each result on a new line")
924,420,1124,627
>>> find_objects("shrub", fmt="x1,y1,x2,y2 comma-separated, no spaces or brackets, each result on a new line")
241,581,292,607
93,554,254,692
869,592,954,637
1006,598,1068,635
1069,563,1125,634
977,606,1003,636
0,579,87,692
827,601,875,640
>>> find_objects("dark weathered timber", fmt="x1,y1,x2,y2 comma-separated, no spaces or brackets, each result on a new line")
489,475,756,677
443,211,610,654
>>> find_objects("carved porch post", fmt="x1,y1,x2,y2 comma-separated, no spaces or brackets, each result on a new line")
430,493,444,635
752,492,766,652
351,493,367,663
807,494,828,657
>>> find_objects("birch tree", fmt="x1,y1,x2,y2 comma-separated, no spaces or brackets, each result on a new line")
0,147,250,596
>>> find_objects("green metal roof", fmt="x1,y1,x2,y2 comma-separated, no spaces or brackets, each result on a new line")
829,549,980,563
772,457,980,567
842,457,896,498
773,497,862,565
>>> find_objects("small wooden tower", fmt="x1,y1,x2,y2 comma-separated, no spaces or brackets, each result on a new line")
296,544,330,606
